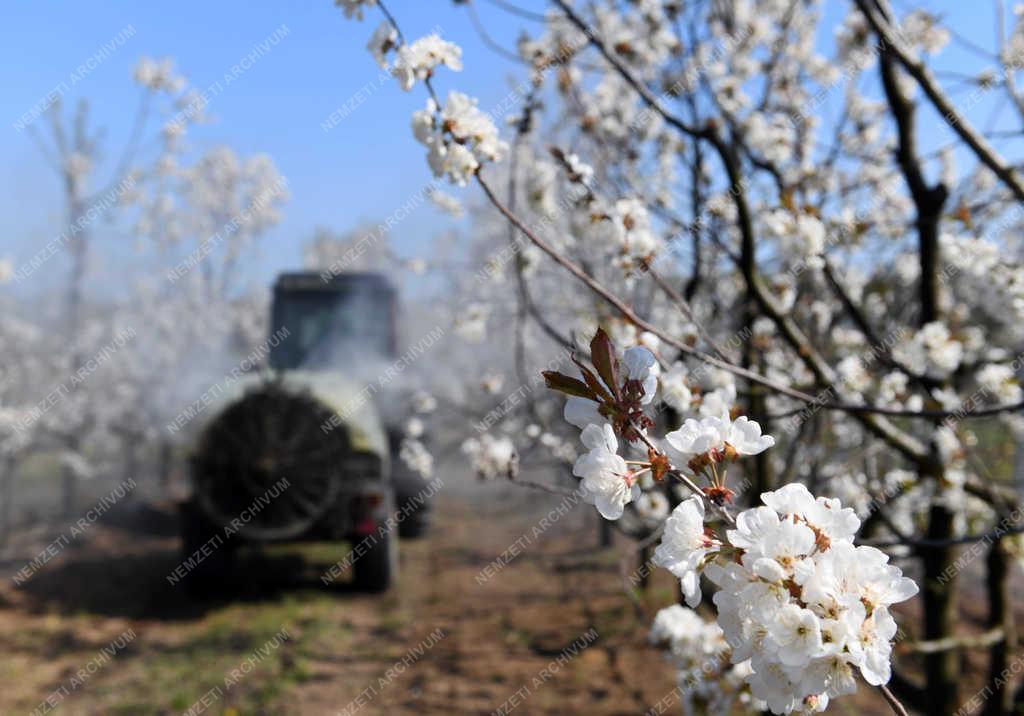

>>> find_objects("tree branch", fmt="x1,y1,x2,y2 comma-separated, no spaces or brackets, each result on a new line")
854,0,1024,204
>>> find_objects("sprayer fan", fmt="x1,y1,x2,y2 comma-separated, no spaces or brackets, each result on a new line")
192,384,346,540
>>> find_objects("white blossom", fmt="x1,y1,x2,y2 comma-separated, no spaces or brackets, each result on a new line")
623,345,658,405
393,34,463,91
659,361,693,412
462,433,517,479
399,437,433,478
635,490,669,523
653,497,718,606
573,423,638,520
412,92,508,185
366,21,397,68
454,302,489,342
428,189,465,218
335,0,376,21
666,412,775,466
705,486,917,712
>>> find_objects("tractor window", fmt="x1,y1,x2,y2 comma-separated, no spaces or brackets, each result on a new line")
269,288,393,370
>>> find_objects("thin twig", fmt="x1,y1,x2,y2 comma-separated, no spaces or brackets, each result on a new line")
551,0,707,140
509,476,580,497
878,683,910,716
860,519,1024,549
855,0,1024,205
476,172,1024,424
624,417,736,527
642,261,736,364
900,626,1005,654
377,0,441,107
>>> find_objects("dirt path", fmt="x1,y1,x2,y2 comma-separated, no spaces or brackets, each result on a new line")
281,479,681,715
0,475,681,715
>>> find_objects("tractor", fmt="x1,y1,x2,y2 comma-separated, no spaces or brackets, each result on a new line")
178,271,430,593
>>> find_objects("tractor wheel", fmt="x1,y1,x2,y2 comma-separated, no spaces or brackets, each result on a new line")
352,525,398,592
398,507,430,539
178,501,235,596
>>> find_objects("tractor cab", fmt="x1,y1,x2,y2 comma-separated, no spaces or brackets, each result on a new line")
269,272,398,372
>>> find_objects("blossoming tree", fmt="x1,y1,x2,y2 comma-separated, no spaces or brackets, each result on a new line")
14,56,284,523
337,1,1024,713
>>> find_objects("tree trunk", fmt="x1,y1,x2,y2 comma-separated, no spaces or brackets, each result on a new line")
983,538,1015,716
921,501,959,712
62,189,87,520
639,543,651,592
599,516,612,548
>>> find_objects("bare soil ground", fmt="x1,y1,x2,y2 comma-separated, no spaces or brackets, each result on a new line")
0,467,1009,715
0,471,685,716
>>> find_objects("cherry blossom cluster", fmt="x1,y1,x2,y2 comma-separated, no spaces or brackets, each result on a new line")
544,331,662,518
335,0,375,21
367,22,463,91
549,331,773,520
339,1,507,186
654,484,917,713
649,605,760,715
399,437,433,478
412,92,508,186
461,433,518,480
397,394,438,479
664,410,775,502
327,2,1024,712
133,56,186,93
543,329,916,713
393,35,462,91
581,198,663,273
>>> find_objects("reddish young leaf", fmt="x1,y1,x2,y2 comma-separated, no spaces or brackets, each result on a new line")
542,371,597,399
571,356,615,404
589,328,621,400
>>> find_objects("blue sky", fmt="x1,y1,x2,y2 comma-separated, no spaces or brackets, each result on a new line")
0,1,1004,297
0,1,545,295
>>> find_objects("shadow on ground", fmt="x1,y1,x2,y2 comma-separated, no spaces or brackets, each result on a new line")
7,499,369,621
